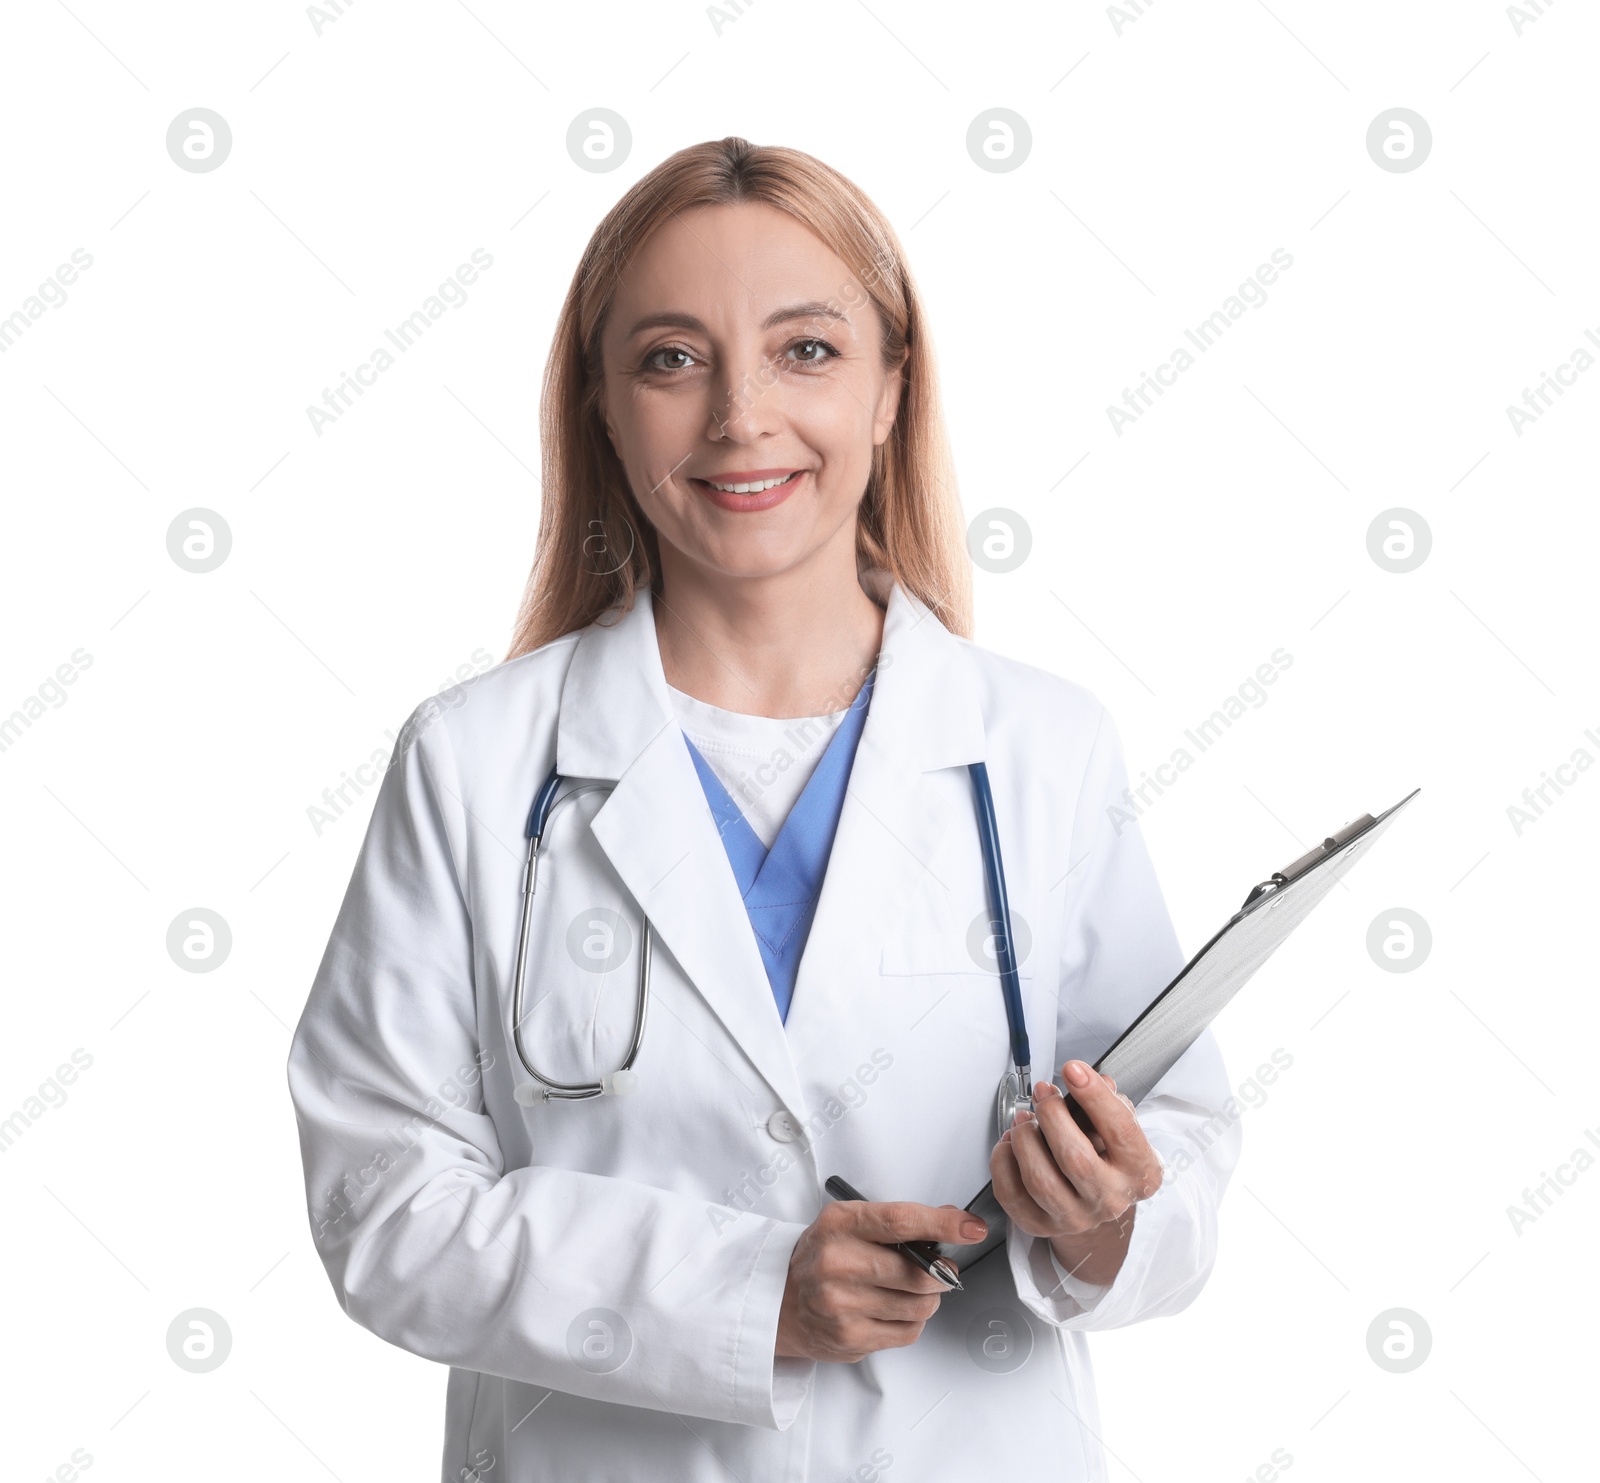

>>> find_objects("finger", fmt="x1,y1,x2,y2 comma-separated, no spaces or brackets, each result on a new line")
793,1249,942,1323
989,1135,1059,1235
813,1316,928,1363
837,1317,931,1358
844,1199,988,1250
871,1243,957,1296
1029,1084,1119,1211
1053,1070,1163,1204
1060,1061,1145,1162
1104,1076,1137,1116
852,1282,944,1324
825,1228,961,1296
1010,1108,1099,1224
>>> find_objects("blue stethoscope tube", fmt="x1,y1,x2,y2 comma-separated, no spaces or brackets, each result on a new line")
968,762,1035,1137
512,762,1033,1135
967,762,1031,1072
524,768,564,842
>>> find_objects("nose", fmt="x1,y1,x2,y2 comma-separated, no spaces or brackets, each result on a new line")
705,339,783,443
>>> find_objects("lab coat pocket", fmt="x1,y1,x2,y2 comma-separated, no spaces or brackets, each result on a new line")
877,878,1038,980
875,870,1040,1077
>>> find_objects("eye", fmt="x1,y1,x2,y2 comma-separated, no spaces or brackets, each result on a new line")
785,337,838,365
645,345,697,372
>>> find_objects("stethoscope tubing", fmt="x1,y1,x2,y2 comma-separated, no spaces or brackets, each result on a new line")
512,762,1031,1116
512,769,652,1101
967,761,1032,1074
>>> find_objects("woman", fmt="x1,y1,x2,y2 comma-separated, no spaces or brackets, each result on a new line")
289,136,1240,1482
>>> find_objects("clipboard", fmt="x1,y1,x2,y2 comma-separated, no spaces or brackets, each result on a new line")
935,786,1421,1274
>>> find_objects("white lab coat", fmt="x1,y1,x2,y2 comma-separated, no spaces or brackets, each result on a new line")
288,578,1241,1483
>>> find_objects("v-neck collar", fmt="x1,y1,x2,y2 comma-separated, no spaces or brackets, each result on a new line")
681,671,876,1017
550,577,986,1114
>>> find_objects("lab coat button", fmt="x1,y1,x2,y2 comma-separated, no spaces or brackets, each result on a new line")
766,1110,802,1143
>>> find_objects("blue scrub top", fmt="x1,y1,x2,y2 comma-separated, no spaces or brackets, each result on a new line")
680,671,875,1023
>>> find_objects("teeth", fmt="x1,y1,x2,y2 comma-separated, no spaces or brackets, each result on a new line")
706,473,796,493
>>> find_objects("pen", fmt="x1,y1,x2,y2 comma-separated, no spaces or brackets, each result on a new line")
823,1175,964,1292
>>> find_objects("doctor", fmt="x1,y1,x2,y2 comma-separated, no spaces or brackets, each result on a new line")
289,136,1240,1482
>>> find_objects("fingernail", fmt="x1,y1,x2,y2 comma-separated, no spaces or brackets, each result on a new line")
960,1219,987,1240
1065,1061,1090,1087
1035,1080,1058,1100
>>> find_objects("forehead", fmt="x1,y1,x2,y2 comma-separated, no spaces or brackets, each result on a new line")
609,201,864,330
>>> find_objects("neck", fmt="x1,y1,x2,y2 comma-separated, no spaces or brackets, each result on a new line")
653,542,885,718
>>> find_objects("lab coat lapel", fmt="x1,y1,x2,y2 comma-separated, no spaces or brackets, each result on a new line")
555,591,804,1112
781,584,987,1062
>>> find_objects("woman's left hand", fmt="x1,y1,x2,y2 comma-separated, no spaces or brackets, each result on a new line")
989,1059,1164,1288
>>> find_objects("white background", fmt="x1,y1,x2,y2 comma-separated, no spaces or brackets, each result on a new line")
2,1,1595,1479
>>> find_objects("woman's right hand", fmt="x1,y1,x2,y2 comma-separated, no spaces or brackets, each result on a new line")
775,1201,988,1363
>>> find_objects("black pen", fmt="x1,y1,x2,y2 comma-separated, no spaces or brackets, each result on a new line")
823,1175,964,1292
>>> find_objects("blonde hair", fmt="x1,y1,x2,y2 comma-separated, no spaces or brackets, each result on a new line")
505,136,972,658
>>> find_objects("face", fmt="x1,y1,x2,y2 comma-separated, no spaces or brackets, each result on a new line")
598,201,903,588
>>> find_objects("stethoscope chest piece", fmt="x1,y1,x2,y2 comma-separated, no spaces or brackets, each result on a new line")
996,1066,1034,1143
514,1067,640,1107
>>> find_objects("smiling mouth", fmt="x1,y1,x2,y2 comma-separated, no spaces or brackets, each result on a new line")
692,471,804,494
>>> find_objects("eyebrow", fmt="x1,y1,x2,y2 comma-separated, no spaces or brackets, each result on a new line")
761,301,849,330
624,301,850,340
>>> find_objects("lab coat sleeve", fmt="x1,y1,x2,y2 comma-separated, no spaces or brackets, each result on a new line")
287,704,811,1430
1007,703,1242,1330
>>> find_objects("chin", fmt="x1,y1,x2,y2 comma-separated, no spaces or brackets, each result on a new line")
698,542,816,583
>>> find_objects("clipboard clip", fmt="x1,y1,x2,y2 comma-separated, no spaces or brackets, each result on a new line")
1241,812,1376,909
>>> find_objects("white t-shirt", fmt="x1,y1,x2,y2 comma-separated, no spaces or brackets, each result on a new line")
668,686,851,849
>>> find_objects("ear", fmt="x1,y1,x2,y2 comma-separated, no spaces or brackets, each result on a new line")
871,350,907,448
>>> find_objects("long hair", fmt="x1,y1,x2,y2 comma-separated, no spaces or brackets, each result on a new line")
505,136,972,658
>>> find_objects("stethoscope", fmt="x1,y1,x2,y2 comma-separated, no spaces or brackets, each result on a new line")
510,773,652,1107
510,761,1034,1141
